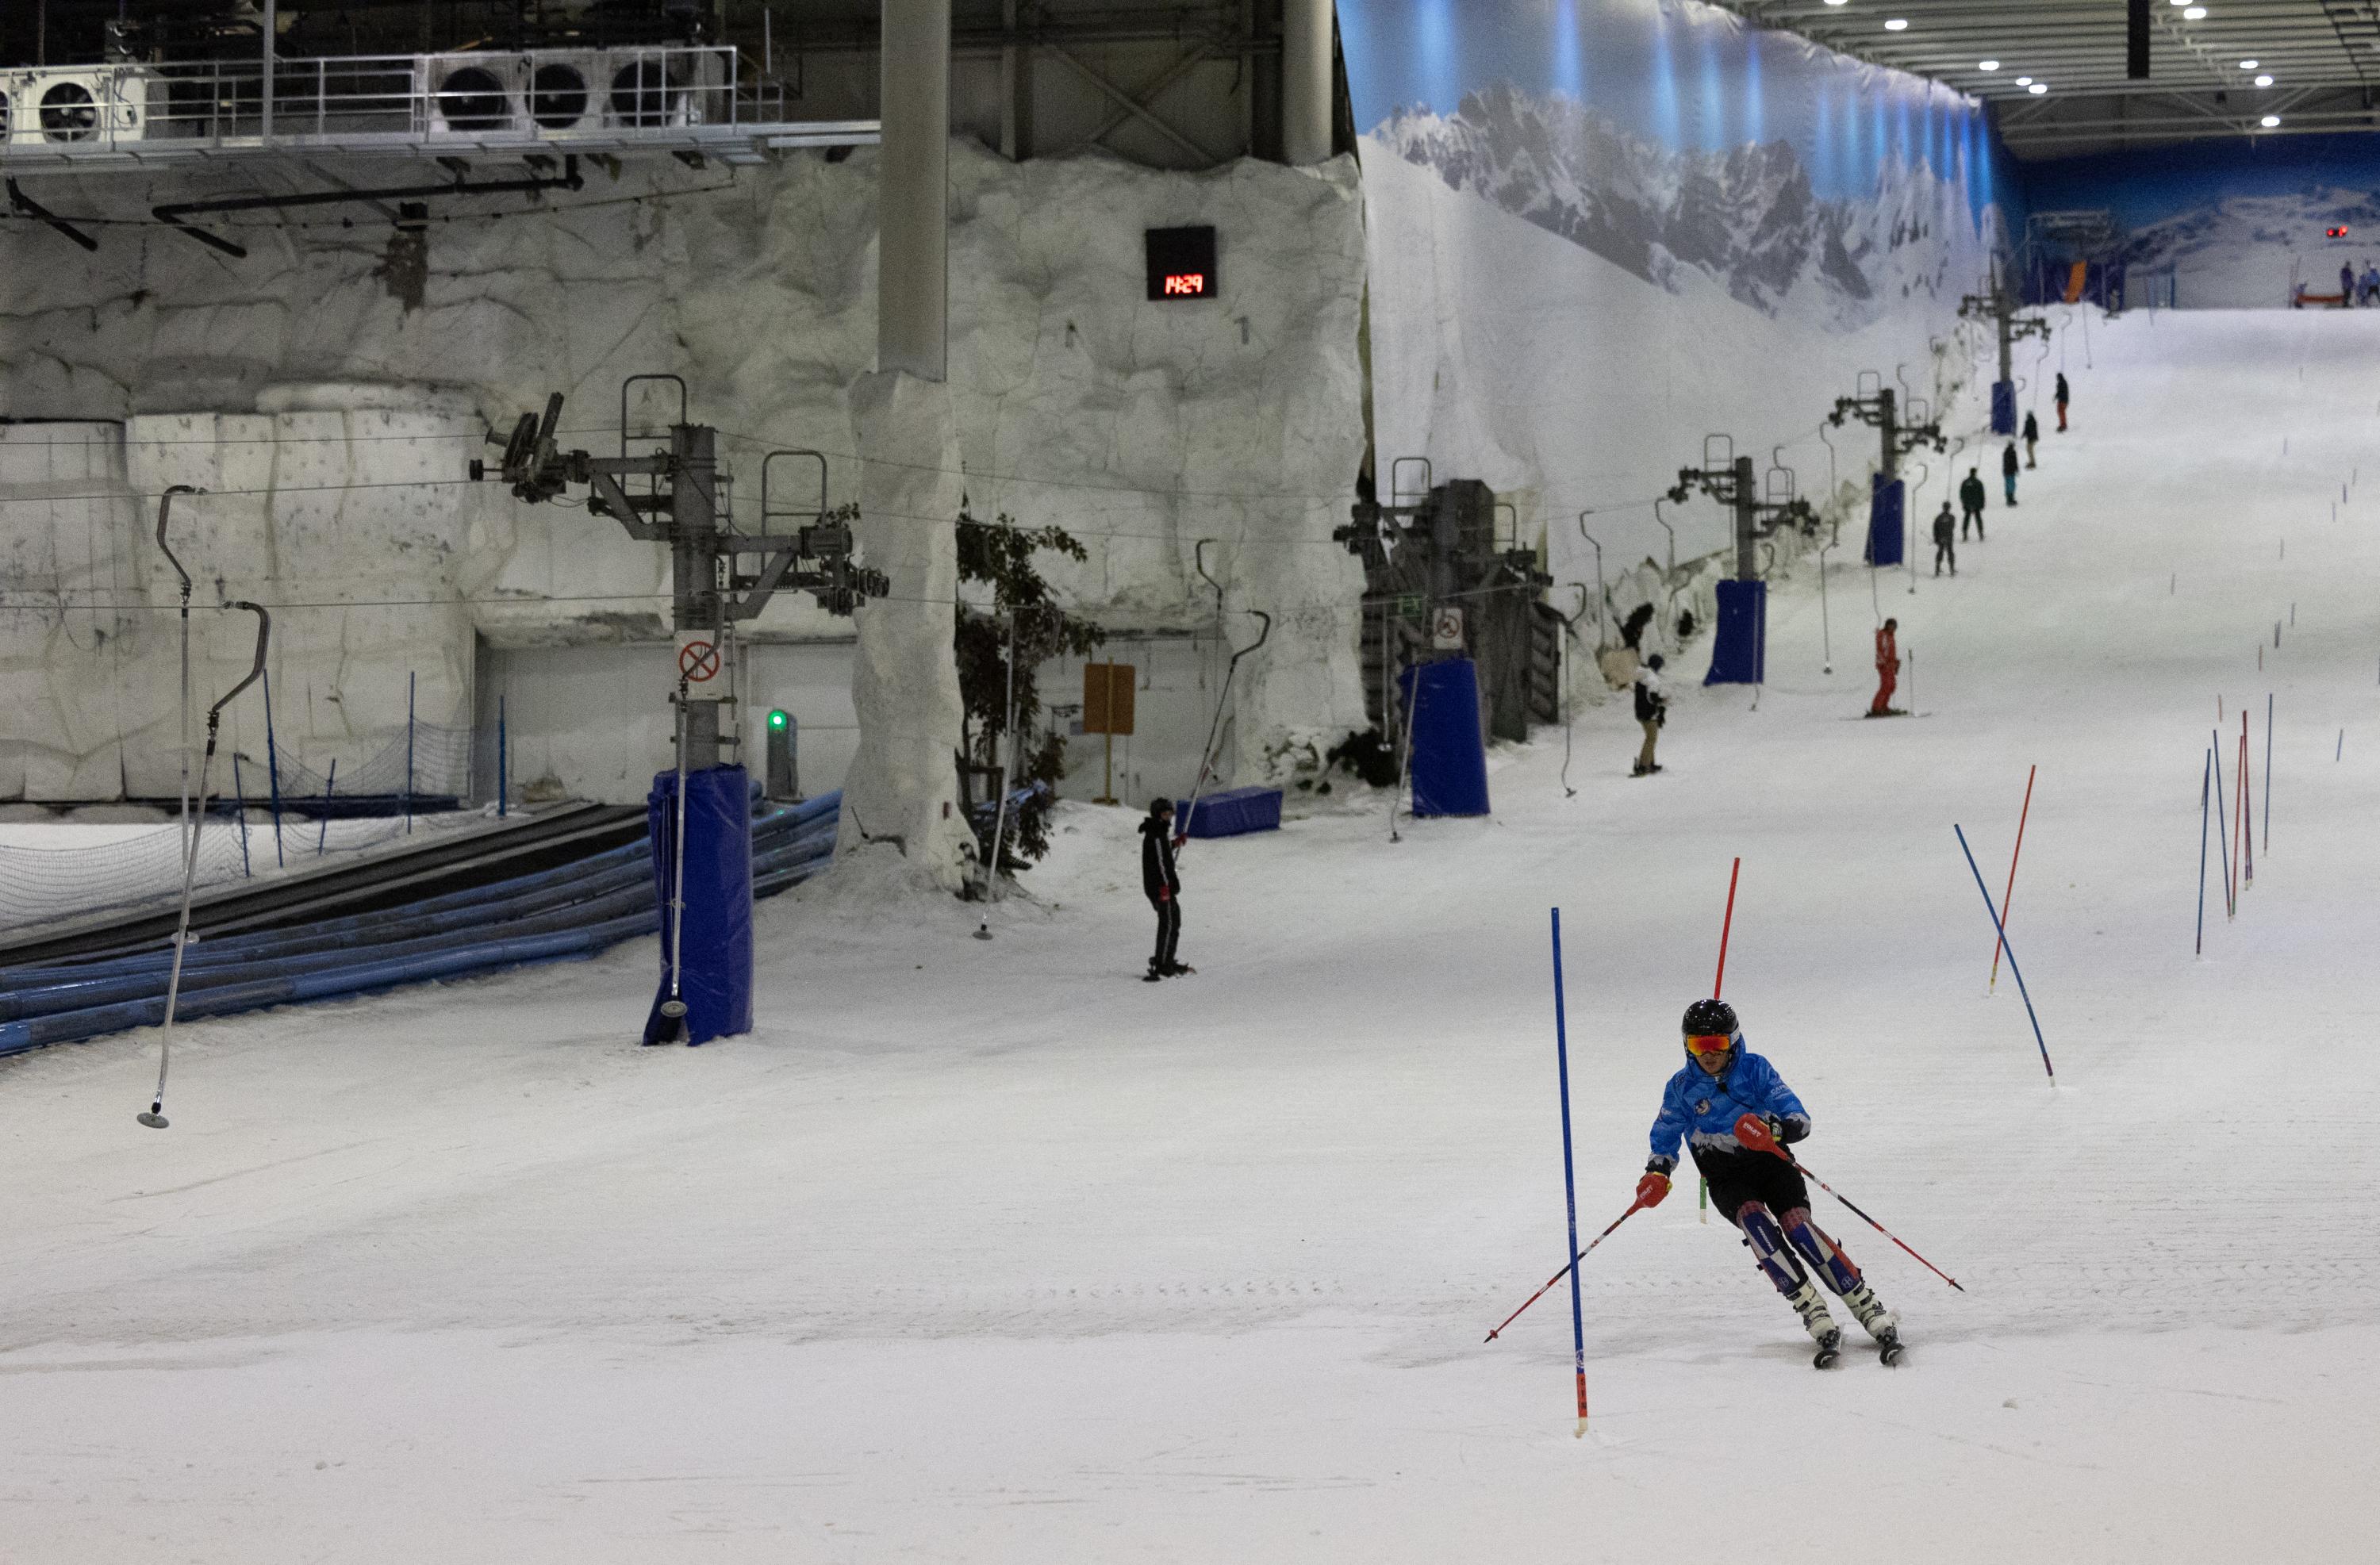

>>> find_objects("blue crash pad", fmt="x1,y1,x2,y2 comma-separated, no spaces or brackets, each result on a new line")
1176,785,1283,838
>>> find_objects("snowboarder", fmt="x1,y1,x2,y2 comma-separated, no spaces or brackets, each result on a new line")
2055,371,2071,432
1959,467,1987,539
2001,440,2020,506
1631,653,1668,777
1633,999,1901,1367
1930,501,1956,577
2021,409,2040,469
1869,617,1899,717
1140,798,1188,980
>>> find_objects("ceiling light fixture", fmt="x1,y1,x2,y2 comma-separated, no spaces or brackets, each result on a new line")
2240,60,2259,70
1979,60,2000,72
2262,114,2282,128
2015,76,2033,86
2029,82,2049,95
2255,74,2274,87
2182,6,2207,18
1884,18,1909,31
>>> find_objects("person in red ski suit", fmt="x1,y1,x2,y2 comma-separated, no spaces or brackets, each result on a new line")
1869,618,1899,716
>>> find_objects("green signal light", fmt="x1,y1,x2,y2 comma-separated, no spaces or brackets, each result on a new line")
769,709,789,731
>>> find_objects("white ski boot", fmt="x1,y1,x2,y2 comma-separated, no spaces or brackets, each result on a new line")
1787,1281,1844,1367
1843,1283,1902,1364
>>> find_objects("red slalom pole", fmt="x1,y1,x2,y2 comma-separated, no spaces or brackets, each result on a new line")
1736,1117,1964,1292
1713,856,1742,999
1483,1198,1647,1343
1987,765,2036,992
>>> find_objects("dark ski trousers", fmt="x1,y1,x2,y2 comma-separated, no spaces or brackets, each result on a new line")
1150,892,1181,970
1961,505,1984,541
1934,539,1954,576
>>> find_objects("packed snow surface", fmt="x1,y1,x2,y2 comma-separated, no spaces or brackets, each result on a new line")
4,310,2378,1559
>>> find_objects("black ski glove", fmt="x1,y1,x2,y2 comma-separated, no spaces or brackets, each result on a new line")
1771,1114,1810,1145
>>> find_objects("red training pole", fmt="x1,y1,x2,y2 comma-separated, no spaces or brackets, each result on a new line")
1713,856,1741,999
1987,764,2036,992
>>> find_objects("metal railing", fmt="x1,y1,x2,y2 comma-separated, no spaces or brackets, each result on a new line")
0,46,871,168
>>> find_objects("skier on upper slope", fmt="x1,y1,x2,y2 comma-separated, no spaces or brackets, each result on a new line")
1633,999,1902,1367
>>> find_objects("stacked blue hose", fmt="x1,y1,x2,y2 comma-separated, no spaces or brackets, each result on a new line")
0,793,840,1060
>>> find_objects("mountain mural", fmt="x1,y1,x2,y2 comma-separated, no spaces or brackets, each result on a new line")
1376,84,1990,330
2113,188,2380,307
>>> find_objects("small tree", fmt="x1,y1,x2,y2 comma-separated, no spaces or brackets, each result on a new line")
954,509,1105,880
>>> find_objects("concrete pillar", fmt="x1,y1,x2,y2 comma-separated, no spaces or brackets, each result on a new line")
839,373,975,890
879,0,950,381
1281,0,1334,166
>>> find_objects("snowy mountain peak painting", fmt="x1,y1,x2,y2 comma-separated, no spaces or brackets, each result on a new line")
1380,82,1994,330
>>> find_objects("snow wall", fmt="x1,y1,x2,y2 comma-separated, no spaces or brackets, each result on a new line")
1340,0,2020,626
2028,134,2380,310
0,143,1368,809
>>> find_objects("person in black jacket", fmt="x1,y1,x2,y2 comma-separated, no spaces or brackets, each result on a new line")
1632,653,1668,777
2021,409,2040,468
2054,371,2071,432
2001,441,2020,506
1931,501,1956,577
1140,798,1188,980
1959,468,1987,539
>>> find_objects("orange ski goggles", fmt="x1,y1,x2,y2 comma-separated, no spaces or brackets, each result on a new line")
1684,1034,1735,1057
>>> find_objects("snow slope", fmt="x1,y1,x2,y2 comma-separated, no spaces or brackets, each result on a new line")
3,309,2378,1559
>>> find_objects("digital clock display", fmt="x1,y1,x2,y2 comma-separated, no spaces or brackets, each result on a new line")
1146,225,1219,302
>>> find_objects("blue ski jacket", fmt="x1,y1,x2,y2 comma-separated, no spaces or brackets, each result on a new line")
1645,1047,1810,1175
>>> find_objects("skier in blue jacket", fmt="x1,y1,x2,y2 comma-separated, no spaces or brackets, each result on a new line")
1633,998,1900,1365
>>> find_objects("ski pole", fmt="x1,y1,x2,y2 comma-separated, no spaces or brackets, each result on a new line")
1735,1116,1963,1291
1483,1197,1647,1343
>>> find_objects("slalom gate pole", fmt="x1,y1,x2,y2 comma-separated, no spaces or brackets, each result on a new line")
1737,1118,1963,1291
1484,1197,1647,1344
1549,909,1590,1434
2210,729,2234,916
1988,763,2036,992
2195,748,2210,957
1954,825,2055,1082
141,602,269,1131
404,670,416,835
1713,856,1741,999
263,666,285,869
2263,694,2273,853
232,754,251,878
2228,718,2247,889
316,758,335,857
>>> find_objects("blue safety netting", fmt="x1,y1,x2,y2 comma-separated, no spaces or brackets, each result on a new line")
0,792,838,1061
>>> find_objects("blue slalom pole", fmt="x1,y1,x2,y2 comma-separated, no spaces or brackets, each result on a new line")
2195,748,2210,957
1550,907,1590,1436
1955,825,2055,1082
317,758,336,857
2209,728,2233,915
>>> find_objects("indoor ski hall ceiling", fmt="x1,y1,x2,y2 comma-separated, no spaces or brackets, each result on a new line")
1722,1,2380,157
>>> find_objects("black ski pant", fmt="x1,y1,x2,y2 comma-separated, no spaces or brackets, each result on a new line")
1961,504,1985,540
1149,892,1181,969
1933,538,1954,576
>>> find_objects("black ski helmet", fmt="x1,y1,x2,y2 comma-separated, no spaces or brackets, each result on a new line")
1681,998,1737,1038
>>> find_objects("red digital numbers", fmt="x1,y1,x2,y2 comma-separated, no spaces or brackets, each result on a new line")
1162,272,1207,297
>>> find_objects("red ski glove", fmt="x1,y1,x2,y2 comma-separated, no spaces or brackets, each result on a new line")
1635,1171,1671,1208
1734,1113,1783,1156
